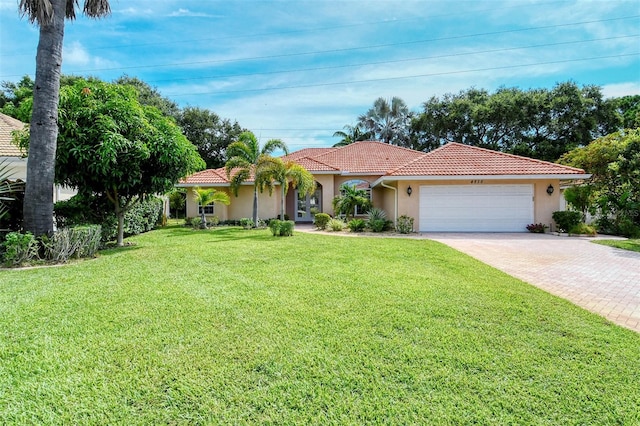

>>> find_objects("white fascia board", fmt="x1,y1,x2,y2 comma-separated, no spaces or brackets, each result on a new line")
175,182,231,188
372,174,592,186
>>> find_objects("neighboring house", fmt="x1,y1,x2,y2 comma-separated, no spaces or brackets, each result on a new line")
178,141,589,232
0,112,27,181
0,112,75,202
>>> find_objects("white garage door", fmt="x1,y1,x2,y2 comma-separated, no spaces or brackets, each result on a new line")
419,184,534,232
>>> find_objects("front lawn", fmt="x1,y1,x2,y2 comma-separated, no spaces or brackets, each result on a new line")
593,238,640,253
1,226,638,424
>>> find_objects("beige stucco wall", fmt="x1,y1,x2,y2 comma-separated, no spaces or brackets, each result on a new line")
186,186,280,222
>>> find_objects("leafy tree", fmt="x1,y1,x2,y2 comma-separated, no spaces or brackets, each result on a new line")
225,131,288,227
332,124,371,147
18,0,112,237
255,157,315,220
559,129,640,236
411,82,621,161
178,106,245,169
614,95,640,129
52,79,204,245
1,75,34,122
332,184,371,220
358,97,412,145
113,75,180,120
192,187,230,228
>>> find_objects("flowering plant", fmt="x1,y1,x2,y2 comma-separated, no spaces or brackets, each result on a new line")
526,223,548,233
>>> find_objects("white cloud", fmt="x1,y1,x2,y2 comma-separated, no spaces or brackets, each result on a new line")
168,8,220,18
64,41,91,66
601,82,640,98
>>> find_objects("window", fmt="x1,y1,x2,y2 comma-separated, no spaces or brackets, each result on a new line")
341,179,371,216
198,204,214,215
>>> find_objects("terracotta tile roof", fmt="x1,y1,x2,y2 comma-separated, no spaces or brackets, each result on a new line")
388,143,586,176
0,112,26,157
181,168,231,184
312,141,426,174
181,141,586,185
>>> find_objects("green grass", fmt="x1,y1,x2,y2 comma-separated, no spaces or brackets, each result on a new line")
1,226,639,424
593,238,640,253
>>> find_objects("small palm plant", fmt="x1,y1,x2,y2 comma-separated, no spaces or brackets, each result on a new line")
192,187,230,229
332,184,371,220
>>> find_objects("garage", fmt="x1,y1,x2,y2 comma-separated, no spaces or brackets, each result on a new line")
419,184,534,232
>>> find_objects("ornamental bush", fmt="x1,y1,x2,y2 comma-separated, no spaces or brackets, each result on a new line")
279,220,295,237
396,215,414,234
552,211,583,233
347,218,366,232
2,231,38,266
269,219,282,236
569,223,597,236
313,213,331,230
327,218,345,231
54,194,162,242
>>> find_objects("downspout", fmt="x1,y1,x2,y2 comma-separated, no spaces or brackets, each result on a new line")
380,180,397,226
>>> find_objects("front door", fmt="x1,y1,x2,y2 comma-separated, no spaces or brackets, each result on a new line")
296,187,322,222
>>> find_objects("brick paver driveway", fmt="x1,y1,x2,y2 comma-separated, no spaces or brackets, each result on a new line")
428,233,640,333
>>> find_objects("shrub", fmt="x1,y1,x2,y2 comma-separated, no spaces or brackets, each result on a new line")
569,223,597,236
42,225,102,262
396,215,414,234
269,219,282,236
2,231,39,266
239,218,254,229
279,220,295,236
190,217,202,230
184,217,195,226
347,218,366,232
366,208,390,232
208,215,220,227
314,213,331,230
552,211,583,232
368,219,388,232
327,218,345,231
366,208,387,222
526,223,548,233
55,194,163,242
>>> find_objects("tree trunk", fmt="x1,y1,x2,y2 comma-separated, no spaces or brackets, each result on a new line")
281,186,286,220
252,187,258,227
23,0,66,237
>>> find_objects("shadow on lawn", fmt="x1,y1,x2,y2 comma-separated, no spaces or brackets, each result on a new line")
162,225,274,243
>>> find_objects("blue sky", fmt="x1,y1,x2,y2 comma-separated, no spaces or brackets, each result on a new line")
1,0,639,150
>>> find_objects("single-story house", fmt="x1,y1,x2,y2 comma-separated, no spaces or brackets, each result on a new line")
177,141,590,232
0,112,75,202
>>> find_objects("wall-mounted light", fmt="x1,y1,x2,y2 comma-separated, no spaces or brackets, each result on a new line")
407,186,413,197
546,184,554,195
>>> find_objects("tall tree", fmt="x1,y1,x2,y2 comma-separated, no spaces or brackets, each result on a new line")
411,82,621,161
358,97,412,145
332,124,371,147
225,131,288,227
18,0,111,237
178,107,245,169
51,79,204,246
113,75,181,120
255,157,315,220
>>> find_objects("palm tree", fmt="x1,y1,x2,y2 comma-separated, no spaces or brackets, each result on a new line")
255,157,315,220
225,131,288,227
332,184,371,220
332,124,371,147
19,0,111,237
192,187,230,228
358,97,411,145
